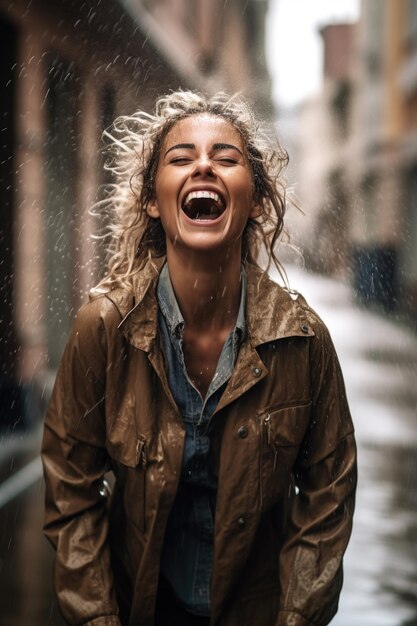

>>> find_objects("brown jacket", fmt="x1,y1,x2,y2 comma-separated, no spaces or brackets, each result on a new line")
42,257,357,626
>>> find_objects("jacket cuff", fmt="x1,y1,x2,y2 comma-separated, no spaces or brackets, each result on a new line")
276,611,314,626
84,617,122,626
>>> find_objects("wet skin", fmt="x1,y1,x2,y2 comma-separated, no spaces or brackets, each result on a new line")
147,113,260,260
147,114,261,396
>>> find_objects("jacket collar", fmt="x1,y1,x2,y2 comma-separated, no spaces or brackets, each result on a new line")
245,263,315,344
105,256,314,353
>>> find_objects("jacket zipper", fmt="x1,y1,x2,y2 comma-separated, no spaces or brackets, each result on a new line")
260,413,278,511
260,413,269,510
136,438,147,533
265,413,271,444
138,438,147,466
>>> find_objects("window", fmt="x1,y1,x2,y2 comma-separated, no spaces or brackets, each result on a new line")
406,0,417,44
365,0,385,77
402,166,417,282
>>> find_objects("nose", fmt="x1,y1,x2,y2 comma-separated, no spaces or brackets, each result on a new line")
192,154,215,178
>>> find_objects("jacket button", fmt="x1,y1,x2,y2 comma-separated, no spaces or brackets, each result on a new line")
237,516,246,528
301,323,309,333
237,425,248,439
252,367,261,377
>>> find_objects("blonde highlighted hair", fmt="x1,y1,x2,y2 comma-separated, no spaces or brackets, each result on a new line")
92,90,289,293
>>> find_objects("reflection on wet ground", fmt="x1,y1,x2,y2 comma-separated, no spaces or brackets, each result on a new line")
335,441,417,626
0,267,416,625
0,444,65,624
0,429,65,625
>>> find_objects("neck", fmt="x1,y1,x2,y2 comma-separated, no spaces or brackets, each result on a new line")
166,245,243,332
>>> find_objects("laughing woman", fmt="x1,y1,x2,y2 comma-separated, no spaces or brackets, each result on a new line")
42,91,357,626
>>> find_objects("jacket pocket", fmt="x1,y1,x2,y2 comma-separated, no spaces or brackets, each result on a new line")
259,402,311,512
107,433,147,533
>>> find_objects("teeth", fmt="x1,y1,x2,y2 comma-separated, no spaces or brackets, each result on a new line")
184,190,221,205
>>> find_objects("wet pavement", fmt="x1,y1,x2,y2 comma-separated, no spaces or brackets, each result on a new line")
0,428,65,626
0,266,416,625
283,266,417,626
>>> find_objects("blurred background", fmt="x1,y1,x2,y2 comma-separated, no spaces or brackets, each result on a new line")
0,0,416,624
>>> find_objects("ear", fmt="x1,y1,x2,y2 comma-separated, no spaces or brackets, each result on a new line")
249,201,262,219
146,199,160,218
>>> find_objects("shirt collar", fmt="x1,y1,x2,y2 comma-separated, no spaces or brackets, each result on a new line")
111,256,315,354
157,263,246,340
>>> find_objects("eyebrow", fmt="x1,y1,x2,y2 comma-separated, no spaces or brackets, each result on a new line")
212,143,243,155
164,142,243,156
165,143,195,155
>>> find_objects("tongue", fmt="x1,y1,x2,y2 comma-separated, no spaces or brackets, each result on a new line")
183,197,222,220
194,212,218,220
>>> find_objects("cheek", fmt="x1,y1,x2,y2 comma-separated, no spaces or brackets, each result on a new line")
235,176,256,205
224,169,253,194
155,170,182,203
154,172,165,201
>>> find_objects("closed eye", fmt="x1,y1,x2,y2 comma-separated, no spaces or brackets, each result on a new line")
170,157,192,164
217,157,238,165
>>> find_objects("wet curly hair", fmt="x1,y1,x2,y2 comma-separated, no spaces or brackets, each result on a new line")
92,90,290,293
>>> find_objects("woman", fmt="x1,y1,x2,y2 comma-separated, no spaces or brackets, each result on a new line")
42,91,357,626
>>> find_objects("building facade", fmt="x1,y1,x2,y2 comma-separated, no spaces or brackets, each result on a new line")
349,0,417,315
292,1,417,322
130,0,272,117
289,22,357,276
0,0,272,431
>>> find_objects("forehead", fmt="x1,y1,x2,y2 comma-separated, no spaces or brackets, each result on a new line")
162,114,245,150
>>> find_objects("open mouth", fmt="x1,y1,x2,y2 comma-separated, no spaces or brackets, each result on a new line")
182,190,226,221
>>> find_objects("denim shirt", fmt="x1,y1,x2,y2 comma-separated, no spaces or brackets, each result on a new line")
157,264,246,616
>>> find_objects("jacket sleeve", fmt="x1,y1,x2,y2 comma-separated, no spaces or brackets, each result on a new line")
41,298,122,626
276,316,357,626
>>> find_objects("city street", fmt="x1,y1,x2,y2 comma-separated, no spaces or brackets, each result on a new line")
0,267,416,626
284,266,417,626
